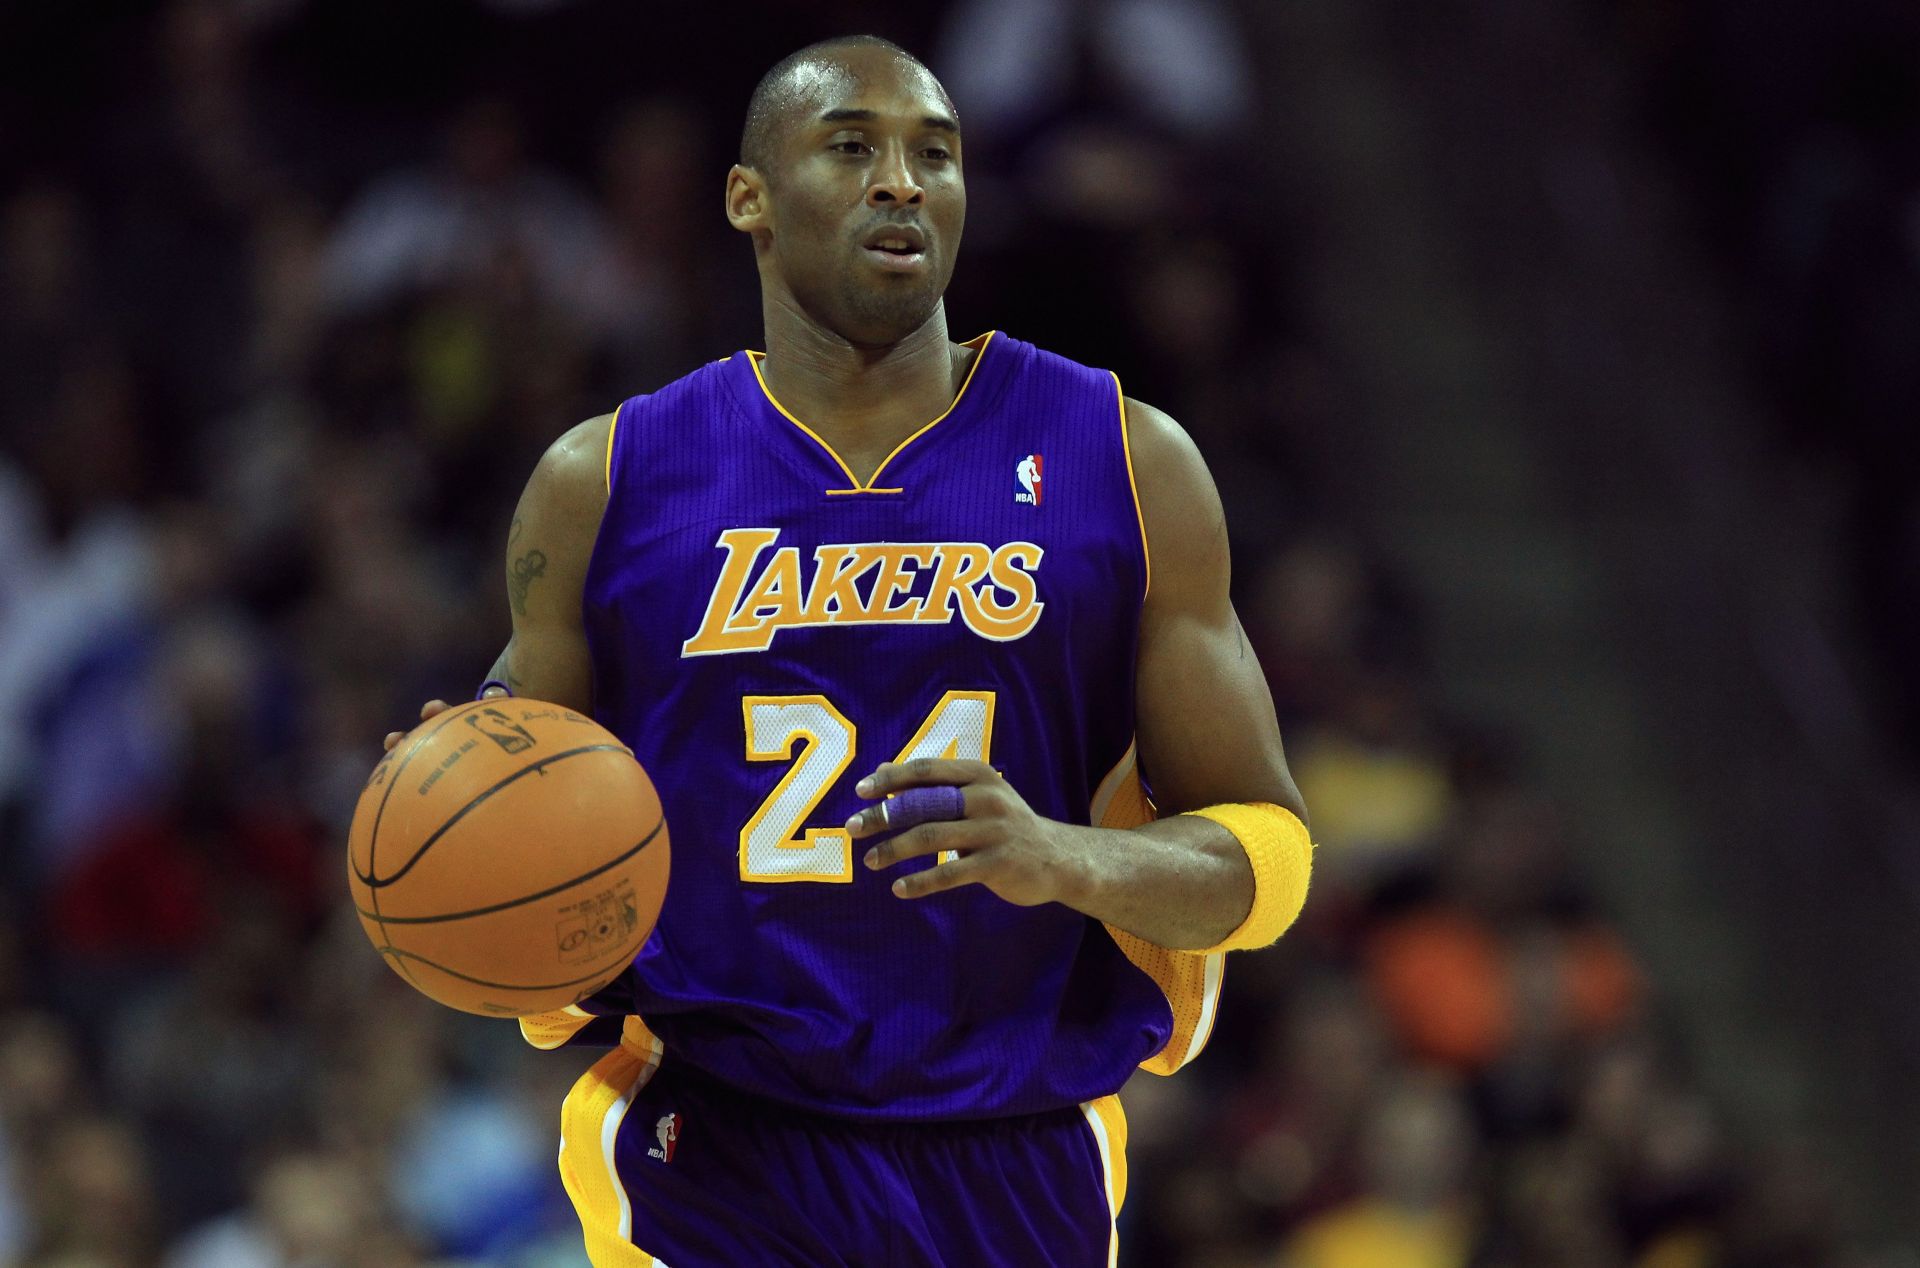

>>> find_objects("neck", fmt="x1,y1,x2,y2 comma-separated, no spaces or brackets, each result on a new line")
755,295,966,475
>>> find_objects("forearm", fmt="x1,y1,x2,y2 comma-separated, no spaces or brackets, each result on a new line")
1060,817,1254,950
850,762,1310,947
483,635,593,714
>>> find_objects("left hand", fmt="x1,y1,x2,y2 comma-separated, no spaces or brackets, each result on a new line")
845,759,1091,906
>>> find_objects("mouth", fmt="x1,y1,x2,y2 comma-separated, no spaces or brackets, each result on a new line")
861,225,928,272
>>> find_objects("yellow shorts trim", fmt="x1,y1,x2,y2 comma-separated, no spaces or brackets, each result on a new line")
558,1019,665,1267
1079,1093,1129,1268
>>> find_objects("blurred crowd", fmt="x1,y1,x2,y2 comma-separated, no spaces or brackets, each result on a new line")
0,1,1896,1265
1643,1,1920,764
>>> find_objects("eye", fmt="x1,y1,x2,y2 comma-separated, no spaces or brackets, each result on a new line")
831,140,872,156
920,147,952,161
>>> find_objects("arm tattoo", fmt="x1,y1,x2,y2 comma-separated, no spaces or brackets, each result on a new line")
508,549,548,616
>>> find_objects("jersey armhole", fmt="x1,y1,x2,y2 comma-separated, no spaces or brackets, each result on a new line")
1112,372,1151,602
604,400,623,498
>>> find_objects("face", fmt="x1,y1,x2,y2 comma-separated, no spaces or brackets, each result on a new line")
729,49,966,347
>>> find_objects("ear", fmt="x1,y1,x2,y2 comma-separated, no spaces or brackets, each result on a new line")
725,164,770,237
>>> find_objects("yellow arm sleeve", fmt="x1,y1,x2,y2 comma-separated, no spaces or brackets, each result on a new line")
1179,802,1314,952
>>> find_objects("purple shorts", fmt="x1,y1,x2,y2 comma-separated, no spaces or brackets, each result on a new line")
557,1030,1128,1266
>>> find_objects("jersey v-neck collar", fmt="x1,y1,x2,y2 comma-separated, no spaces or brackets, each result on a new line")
730,332,1001,494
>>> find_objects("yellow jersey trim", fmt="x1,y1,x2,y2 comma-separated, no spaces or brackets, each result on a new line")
604,403,622,498
822,487,905,496
865,330,996,487
1113,374,1150,600
1089,740,1225,1074
745,331,997,491
519,1003,596,1051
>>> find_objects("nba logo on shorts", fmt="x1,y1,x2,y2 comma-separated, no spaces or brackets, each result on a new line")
649,1112,681,1162
1015,454,1043,505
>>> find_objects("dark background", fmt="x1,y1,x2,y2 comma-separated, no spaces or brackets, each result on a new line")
2,1,1918,1264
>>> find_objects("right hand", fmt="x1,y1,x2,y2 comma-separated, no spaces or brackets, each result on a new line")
382,685,510,751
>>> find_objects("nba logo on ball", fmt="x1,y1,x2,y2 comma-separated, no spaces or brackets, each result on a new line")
1015,453,1043,505
467,707,536,754
649,1112,681,1162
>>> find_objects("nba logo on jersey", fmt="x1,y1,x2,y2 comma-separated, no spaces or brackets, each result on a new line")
649,1113,681,1162
1015,453,1044,505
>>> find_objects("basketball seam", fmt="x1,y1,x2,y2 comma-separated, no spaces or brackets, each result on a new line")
353,742,633,889
375,928,650,992
353,817,663,925
364,700,499,986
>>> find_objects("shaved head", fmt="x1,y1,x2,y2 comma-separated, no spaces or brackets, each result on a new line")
740,36,954,173
725,35,966,346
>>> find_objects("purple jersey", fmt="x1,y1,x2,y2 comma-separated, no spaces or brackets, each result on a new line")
568,332,1187,1121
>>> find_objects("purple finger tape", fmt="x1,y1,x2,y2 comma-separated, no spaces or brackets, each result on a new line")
880,785,966,832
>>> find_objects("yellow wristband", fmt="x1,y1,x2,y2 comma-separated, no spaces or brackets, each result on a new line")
1180,802,1314,952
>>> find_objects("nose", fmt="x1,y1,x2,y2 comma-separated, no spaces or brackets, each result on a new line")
865,144,924,208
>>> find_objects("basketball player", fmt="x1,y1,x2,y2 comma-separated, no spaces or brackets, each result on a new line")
385,35,1312,1266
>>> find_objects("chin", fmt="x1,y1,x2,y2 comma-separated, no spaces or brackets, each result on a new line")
837,284,945,348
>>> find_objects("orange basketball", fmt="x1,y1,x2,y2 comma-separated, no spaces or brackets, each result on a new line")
347,699,669,1017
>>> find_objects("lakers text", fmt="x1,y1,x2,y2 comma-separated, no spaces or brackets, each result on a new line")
682,528,1045,656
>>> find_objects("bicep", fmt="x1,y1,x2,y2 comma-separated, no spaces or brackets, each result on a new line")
498,413,613,714
1128,399,1305,821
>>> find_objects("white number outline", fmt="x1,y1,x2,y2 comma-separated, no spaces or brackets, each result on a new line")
739,690,997,883
891,691,995,865
739,695,856,883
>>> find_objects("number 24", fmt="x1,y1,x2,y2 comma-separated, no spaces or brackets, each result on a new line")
739,691,994,883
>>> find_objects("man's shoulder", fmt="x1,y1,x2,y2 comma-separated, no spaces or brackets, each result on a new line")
982,332,1127,404
994,331,1094,376
613,351,740,426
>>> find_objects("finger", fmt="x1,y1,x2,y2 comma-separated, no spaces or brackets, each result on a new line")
845,785,969,839
383,731,404,752
862,818,992,870
855,759,998,799
419,699,452,720
890,853,989,900
479,685,510,699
